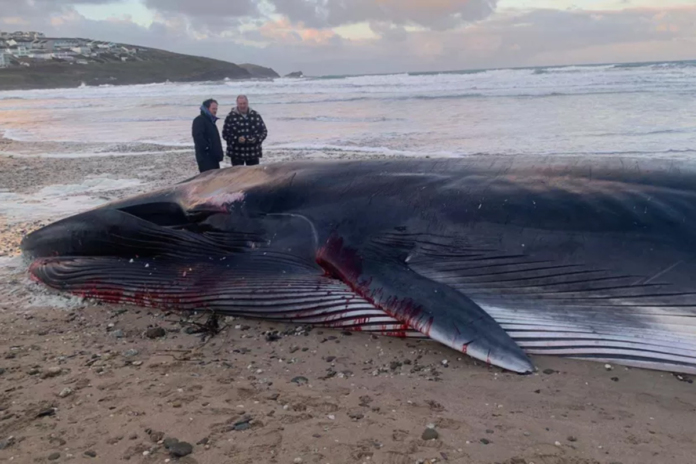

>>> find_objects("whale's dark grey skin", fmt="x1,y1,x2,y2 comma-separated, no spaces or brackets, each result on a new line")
21,156,696,374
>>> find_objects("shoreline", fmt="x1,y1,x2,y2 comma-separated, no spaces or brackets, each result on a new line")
1,139,696,463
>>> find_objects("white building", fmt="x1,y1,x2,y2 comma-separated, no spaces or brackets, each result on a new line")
7,45,30,57
31,40,48,50
0,53,9,67
71,46,91,55
29,52,53,60
53,51,75,59
53,39,78,49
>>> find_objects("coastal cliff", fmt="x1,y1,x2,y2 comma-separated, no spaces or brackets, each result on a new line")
0,33,280,90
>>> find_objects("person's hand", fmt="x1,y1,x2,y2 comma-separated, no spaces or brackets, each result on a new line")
238,136,246,143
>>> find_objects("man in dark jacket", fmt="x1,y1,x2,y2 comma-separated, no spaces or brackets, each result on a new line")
192,98,224,173
222,95,268,166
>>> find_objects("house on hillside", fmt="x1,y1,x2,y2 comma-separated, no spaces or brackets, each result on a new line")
31,39,49,50
7,44,30,57
29,52,53,60
52,39,79,49
71,46,91,55
52,51,76,60
10,31,44,39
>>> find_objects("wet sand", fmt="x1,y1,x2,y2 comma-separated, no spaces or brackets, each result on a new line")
1,138,695,464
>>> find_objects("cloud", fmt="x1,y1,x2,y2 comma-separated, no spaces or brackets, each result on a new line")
0,0,111,17
268,0,499,30
143,0,259,19
1,1,694,76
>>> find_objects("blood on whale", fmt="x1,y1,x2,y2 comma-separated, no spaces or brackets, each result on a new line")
315,233,433,338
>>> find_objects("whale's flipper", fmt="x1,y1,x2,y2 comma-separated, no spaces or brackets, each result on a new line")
376,229,696,375
315,234,535,373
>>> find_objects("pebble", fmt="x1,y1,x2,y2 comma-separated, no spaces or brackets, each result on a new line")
169,441,193,457
58,387,73,398
84,450,97,458
294,458,303,463
36,407,56,418
555,441,562,446
422,428,439,440
123,349,139,358
605,364,613,371
42,367,63,378
568,436,578,442
111,329,124,338
0,368,5,375
0,436,15,450
234,421,251,431
163,437,180,449
480,438,491,445
145,327,166,339
48,452,61,461
291,376,309,385
542,369,555,375
149,431,165,443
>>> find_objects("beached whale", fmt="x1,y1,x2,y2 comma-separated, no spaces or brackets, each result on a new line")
20,156,696,375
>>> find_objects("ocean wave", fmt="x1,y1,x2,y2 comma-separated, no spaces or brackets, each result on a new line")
276,116,405,123
267,143,696,159
276,88,653,105
614,60,696,70
592,128,695,137
99,116,191,123
267,142,463,158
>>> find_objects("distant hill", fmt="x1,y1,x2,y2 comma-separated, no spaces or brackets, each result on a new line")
239,63,280,79
0,36,280,91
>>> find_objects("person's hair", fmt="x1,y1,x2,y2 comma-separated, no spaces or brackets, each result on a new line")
236,95,248,102
202,98,218,109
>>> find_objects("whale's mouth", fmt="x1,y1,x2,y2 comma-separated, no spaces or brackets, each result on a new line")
28,255,424,336
20,204,424,337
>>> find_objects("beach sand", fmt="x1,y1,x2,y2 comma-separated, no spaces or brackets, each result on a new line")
1,138,695,464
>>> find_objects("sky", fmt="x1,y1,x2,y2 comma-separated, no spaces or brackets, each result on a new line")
1,0,694,75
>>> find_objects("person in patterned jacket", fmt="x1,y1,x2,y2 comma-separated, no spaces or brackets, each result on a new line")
222,95,268,166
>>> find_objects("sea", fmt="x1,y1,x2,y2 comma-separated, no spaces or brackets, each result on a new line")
0,60,695,159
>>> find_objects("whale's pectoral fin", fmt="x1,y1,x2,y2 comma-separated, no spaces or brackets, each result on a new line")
315,234,535,373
